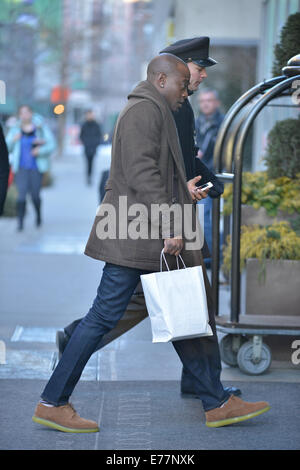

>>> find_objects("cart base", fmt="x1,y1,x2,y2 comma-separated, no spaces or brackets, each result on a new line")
215,315,300,375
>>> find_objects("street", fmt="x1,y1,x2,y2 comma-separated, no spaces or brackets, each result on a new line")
0,146,299,450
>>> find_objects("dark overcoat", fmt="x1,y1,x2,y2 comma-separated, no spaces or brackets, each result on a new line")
174,95,224,196
80,120,102,153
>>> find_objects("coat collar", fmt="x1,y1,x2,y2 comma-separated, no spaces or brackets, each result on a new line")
128,80,187,183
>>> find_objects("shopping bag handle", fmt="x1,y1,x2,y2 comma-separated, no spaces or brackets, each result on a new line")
160,248,187,272
176,254,186,270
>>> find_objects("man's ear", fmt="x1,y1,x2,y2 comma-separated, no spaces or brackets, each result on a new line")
157,72,167,88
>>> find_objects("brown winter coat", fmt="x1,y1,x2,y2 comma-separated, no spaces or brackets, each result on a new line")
84,80,204,272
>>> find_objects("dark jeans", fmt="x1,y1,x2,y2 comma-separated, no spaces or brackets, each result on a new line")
198,197,224,267
41,263,229,411
15,168,43,203
84,147,96,180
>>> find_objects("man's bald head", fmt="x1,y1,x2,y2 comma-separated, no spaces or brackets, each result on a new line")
147,53,189,82
146,54,190,111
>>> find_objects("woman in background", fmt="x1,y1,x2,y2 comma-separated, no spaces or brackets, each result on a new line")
6,105,56,231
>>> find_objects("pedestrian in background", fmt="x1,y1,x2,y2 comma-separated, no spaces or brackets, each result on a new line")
79,110,102,186
195,89,224,268
0,123,9,216
6,105,56,231
195,89,224,269
195,89,224,171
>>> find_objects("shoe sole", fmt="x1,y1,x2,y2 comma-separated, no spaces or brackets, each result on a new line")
181,390,242,399
206,405,270,428
32,415,99,433
181,392,201,399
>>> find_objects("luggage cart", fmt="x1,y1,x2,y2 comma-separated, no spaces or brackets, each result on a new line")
210,55,300,375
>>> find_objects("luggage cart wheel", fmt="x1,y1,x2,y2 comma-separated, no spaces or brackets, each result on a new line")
237,336,272,375
219,334,243,367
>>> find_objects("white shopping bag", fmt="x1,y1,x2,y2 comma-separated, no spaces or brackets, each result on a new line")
140,249,213,342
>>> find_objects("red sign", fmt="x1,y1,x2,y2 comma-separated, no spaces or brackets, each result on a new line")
51,86,70,103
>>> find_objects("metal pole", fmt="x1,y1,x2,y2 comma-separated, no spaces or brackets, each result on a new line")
230,75,300,323
211,198,220,314
213,76,285,171
211,76,285,316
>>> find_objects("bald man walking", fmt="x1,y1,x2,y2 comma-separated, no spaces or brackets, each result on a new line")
32,54,269,433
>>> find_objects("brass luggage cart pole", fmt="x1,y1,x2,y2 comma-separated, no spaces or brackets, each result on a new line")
211,76,286,318
230,74,299,323
208,54,300,375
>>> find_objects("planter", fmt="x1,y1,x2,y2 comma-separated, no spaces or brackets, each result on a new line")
241,205,298,227
245,258,300,316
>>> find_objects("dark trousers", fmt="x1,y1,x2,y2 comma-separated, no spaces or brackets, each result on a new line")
198,197,224,268
14,168,43,227
64,281,147,349
15,168,43,203
41,263,229,411
84,147,96,181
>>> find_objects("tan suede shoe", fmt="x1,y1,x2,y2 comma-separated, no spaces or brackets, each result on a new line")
32,402,99,433
205,395,270,428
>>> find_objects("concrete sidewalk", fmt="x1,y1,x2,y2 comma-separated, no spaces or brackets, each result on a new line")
1,378,299,450
0,146,299,450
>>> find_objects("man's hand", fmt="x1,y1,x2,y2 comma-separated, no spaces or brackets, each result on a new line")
197,149,204,159
187,175,209,202
163,237,183,257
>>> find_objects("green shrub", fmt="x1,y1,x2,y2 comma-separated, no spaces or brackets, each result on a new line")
222,222,300,277
222,117,300,216
264,117,300,179
222,171,300,217
272,12,300,76
290,215,300,236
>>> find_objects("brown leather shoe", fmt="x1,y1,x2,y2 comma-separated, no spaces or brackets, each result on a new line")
205,395,270,428
32,402,99,433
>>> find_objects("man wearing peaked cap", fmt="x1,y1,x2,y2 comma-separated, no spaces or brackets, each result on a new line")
56,37,241,401
160,37,242,399
36,52,270,433
160,36,217,68
159,37,219,183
